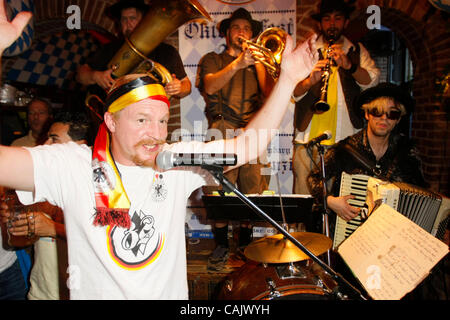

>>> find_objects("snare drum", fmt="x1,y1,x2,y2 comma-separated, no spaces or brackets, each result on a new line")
217,260,338,300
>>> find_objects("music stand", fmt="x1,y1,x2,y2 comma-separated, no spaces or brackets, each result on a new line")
202,193,315,226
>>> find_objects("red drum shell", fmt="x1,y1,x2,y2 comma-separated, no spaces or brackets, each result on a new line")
218,260,337,300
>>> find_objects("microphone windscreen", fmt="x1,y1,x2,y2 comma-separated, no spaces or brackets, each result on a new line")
156,150,173,170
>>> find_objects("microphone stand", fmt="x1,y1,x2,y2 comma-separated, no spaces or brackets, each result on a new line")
202,164,367,301
316,142,332,266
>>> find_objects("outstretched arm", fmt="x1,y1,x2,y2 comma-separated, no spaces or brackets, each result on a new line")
0,0,35,192
0,146,35,192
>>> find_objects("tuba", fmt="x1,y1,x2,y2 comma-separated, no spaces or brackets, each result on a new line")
109,0,211,79
239,27,287,80
85,0,211,123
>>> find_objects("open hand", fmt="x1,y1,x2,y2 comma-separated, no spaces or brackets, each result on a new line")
0,0,32,53
280,34,318,85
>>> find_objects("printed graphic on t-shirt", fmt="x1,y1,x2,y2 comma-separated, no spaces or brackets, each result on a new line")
151,173,167,202
107,210,164,270
92,159,116,193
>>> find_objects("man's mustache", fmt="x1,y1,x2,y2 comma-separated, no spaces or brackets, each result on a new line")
134,139,166,148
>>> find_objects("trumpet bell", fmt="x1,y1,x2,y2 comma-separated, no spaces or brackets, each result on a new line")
242,27,288,79
257,27,287,68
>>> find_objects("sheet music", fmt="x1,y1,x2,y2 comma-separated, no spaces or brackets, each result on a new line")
338,204,449,300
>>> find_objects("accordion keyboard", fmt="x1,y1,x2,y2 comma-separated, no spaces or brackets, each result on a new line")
333,173,370,249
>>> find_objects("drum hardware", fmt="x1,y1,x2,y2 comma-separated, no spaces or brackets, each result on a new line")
276,263,306,279
224,279,233,292
203,164,367,300
266,278,281,299
275,171,289,232
218,260,339,300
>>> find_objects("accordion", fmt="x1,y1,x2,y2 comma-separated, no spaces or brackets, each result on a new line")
333,172,450,249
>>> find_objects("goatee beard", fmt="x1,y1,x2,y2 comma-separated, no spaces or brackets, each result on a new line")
132,156,157,169
324,29,340,42
132,138,166,169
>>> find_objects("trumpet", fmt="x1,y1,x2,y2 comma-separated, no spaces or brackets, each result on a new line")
239,27,287,79
313,32,337,114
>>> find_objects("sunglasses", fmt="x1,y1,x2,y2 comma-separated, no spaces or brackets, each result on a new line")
368,108,402,120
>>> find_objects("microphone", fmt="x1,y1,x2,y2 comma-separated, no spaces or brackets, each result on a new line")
156,151,237,170
305,130,332,148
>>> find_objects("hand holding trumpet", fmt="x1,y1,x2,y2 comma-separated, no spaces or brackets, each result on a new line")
237,27,288,79
235,42,257,69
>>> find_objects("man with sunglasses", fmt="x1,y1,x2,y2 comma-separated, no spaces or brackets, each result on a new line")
305,83,450,300
307,82,427,225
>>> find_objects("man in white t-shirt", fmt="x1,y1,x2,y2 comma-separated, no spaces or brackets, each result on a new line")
2,112,92,300
0,32,318,299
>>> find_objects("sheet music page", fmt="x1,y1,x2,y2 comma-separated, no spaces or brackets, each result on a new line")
337,204,449,300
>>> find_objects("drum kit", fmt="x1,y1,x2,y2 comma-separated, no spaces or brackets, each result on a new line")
204,162,365,300
218,230,340,300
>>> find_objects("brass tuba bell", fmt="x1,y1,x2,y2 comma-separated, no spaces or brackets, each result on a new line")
108,0,211,79
85,0,211,127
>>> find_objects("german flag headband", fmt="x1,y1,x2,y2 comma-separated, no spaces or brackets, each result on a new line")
91,76,169,229
105,76,170,113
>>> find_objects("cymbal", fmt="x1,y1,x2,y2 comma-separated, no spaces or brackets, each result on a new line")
244,232,332,263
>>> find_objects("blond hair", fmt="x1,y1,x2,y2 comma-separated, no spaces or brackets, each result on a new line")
361,96,406,116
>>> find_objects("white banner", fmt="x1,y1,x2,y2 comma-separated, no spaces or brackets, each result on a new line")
178,0,297,194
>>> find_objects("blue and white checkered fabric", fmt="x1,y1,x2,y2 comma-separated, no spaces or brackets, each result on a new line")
3,0,35,57
6,31,99,89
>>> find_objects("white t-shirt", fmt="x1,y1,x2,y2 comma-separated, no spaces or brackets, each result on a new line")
18,141,218,299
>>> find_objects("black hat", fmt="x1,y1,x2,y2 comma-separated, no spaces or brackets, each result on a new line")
106,0,150,21
354,82,415,118
311,0,355,21
217,8,263,37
